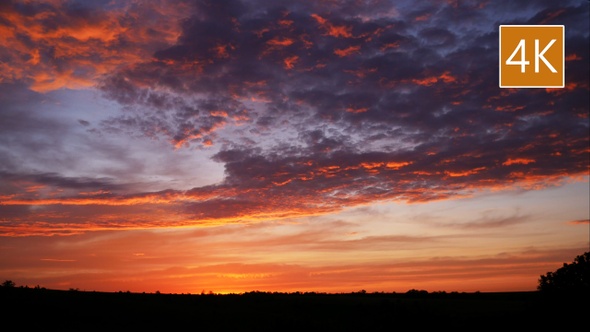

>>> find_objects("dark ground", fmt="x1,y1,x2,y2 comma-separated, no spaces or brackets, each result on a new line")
1,287,587,331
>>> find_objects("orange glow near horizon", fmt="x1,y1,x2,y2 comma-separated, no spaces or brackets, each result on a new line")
1,213,587,294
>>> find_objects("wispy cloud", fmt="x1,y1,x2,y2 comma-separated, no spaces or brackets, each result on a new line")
2,227,584,293
567,219,590,225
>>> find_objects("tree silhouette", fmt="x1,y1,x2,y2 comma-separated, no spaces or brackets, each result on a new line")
538,251,590,294
1,280,15,288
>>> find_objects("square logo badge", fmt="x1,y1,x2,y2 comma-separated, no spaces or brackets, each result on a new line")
499,25,565,88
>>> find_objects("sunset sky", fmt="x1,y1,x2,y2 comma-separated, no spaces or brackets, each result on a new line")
0,0,588,294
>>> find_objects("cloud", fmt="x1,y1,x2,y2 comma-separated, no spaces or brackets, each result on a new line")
437,213,531,230
1,0,588,235
0,0,187,92
567,219,590,225
2,227,585,292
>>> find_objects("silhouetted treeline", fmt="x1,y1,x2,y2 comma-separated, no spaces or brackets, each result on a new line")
538,251,590,294
1,285,587,331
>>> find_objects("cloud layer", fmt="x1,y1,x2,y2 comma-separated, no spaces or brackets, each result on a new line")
0,0,588,235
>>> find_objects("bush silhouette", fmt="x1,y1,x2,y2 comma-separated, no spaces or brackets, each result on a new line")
538,251,590,294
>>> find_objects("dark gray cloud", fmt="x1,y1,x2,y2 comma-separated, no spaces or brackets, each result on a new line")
0,171,126,194
98,0,589,213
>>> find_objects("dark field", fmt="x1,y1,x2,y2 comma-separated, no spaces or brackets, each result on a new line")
1,287,586,331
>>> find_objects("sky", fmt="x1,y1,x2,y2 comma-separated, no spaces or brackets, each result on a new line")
0,0,588,294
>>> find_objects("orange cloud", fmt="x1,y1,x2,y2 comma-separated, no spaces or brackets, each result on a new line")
412,76,438,86
284,55,299,69
545,82,586,96
538,8,566,25
565,53,582,61
345,107,368,113
327,25,353,38
380,41,400,51
502,158,536,166
445,167,486,178
0,1,186,92
172,119,227,149
567,219,590,225
415,13,432,21
310,13,327,25
495,105,526,112
334,45,361,57
278,19,294,27
412,71,457,86
344,68,377,78
311,14,353,38
386,162,411,170
213,44,234,58
266,37,295,46
1,195,182,207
